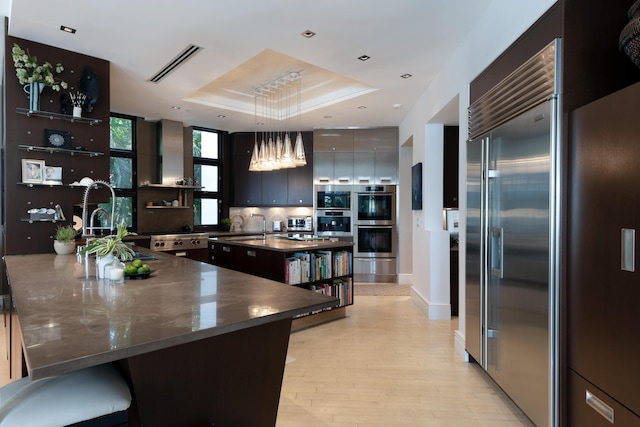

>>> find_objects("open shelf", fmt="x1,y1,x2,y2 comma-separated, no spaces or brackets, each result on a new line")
139,183,203,189
16,108,102,125
18,145,104,157
17,181,68,188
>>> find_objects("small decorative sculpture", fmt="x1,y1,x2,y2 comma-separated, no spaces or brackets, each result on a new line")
79,66,98,113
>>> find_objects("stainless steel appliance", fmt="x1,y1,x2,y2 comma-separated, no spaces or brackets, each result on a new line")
315,185,351,210
353,225,396,258
353,185,395,225
466,40,560,427
286,216,312,232
316,210,351,237
147,233,209,261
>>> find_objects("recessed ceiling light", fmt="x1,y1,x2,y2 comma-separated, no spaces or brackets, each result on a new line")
217,115,226,118
392,104,402,109
301,30,316,38
324,115,332,119
256,122,264,126
60,25,76,34
171,106,181,110
358,55,371,61
358,106,367,109
400,73,413,79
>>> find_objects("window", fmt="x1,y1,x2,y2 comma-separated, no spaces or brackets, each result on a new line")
193,128,222,226
107,114,137,229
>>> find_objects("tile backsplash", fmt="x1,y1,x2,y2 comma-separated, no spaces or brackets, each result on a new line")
228,207,313,232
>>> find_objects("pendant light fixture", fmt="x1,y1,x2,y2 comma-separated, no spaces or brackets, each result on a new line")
249,72,305,172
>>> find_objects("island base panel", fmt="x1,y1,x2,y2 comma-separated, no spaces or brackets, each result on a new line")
291,306,346,332
123,317,292,427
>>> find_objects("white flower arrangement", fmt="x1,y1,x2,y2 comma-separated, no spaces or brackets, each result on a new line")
11,43,68,91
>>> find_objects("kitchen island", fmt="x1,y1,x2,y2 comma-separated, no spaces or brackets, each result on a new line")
209,235,354,330
4,249,339,426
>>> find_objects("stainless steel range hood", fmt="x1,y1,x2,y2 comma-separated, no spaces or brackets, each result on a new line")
157,119,185,185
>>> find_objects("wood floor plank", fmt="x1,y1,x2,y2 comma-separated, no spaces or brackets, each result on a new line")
277,295,534,427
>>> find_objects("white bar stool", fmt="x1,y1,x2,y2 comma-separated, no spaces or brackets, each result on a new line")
0,363,131,427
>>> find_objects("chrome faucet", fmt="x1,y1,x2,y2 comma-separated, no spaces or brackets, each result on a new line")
250,213,266,238
88,207,109,237
82,179,116,238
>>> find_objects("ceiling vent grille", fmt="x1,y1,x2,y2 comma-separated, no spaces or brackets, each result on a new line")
147,44,203,83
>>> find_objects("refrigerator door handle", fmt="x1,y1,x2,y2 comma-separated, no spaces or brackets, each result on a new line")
491,227,504,278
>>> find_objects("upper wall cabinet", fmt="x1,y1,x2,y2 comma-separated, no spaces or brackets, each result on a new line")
353,128,398,185
314,128,398,185
313,129,354,184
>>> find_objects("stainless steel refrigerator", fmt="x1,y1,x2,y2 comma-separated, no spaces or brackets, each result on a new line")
466,40,561,427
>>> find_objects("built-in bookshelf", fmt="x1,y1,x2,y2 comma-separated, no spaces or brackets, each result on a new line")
208,240,354,324
284,248,353,316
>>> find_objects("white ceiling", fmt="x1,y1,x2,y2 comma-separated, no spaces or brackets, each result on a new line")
5,0,495,133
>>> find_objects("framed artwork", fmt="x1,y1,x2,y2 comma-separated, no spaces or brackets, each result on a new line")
411,162,422,210
22,159,45,184
44,129,72,150
43,165,63,185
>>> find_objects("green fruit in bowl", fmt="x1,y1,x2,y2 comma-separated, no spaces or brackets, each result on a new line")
131,259,143,268
124,264,138,275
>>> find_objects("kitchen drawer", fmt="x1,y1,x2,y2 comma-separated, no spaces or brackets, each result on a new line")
568,369,640,426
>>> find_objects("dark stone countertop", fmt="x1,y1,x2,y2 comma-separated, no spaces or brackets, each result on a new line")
5,249,338,380
210,235,353,252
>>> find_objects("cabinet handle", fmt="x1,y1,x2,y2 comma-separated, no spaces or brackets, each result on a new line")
585,390,614,424
223,246,231,253
247,250,256,257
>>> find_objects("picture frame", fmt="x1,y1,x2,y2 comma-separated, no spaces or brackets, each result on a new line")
44,129,72,150
22,159,45,184
411,162,422,210
43,165,63,185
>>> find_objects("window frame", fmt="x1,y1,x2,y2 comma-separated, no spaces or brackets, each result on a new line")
192,127,224,229
109,113,137,230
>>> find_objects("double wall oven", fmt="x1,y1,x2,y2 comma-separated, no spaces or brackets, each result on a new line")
353,185,396,281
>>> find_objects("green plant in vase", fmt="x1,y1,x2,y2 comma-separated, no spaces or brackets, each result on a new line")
12,43,68,111
221,218,231,231
80,223,136,260
53,224,77,255
80,224,136,278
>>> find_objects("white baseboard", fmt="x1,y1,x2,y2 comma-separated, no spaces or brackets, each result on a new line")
410,288,451,320
397,273,412,285
454,329,469,362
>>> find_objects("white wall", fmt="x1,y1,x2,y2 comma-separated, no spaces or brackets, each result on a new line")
399,0,557,357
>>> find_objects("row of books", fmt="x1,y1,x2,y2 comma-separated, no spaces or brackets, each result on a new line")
285,250,352,285
333,250,352,277
310,278,353,308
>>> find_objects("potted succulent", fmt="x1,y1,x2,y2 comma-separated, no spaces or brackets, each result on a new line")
80,223,136,278
220,217,231,231
53,224,77,255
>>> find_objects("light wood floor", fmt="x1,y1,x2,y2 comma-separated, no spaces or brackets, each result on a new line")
277,295,534,427
0,293,534,426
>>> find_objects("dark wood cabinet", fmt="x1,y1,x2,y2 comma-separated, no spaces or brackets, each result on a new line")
231,132,313,206
443,126,459,208
232,134,262,206
568,81,640,422
450,248,458,316
287,138,313,205
568,369,640,426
